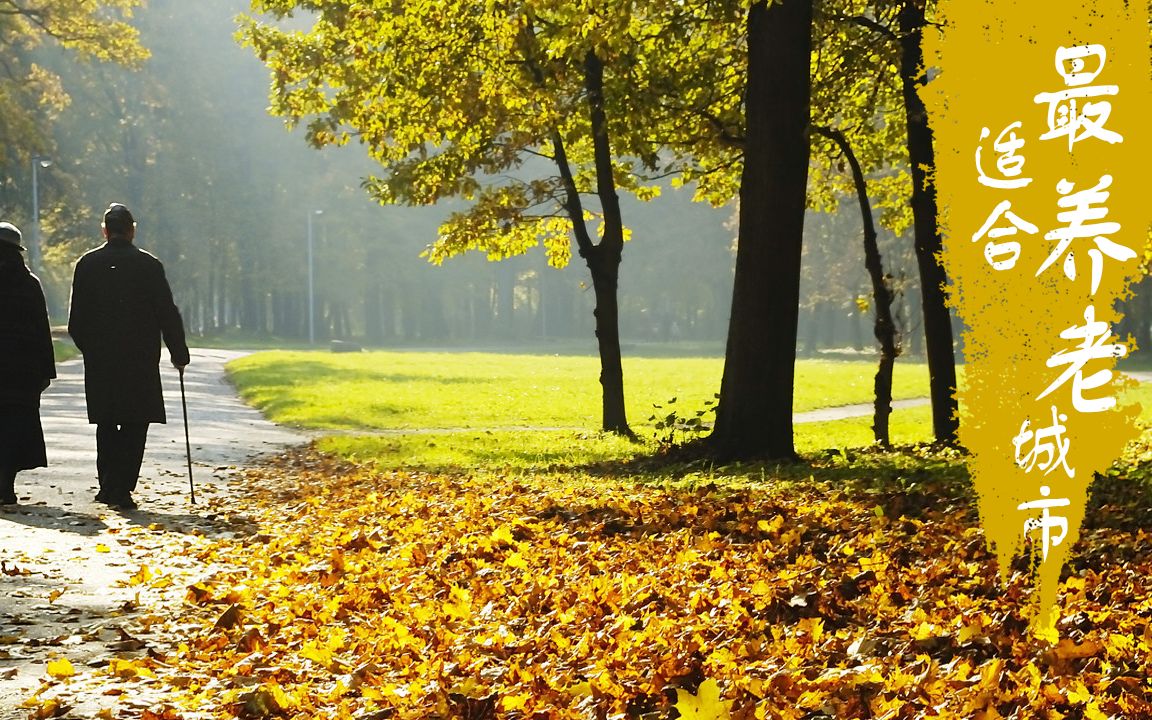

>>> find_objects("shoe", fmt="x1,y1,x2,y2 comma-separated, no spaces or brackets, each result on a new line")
95,491,110,503
111,495,138,510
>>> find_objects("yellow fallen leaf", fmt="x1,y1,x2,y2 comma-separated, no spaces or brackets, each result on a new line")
444,586,471,619
108,658,155,679
1055,638,1103,661
95,544,110,553
673,679,731,720
29,699,61,719
46,658,75,679
502,692,531,711
128,565,154,585
491,524,515,544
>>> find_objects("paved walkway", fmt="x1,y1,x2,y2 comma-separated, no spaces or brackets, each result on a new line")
0,349,306,717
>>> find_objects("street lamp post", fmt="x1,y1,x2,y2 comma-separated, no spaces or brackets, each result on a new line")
307,209,323,345
30,156,52,277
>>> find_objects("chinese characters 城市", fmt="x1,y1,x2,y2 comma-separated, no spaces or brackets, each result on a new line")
971,43,1134,564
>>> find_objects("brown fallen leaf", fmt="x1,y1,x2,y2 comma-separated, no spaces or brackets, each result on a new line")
215,603,243,631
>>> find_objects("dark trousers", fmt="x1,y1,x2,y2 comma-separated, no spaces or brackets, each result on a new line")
96,423,149,497
0,467,14,500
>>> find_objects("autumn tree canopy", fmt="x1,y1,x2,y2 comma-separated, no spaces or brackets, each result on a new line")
0,0,147,166
239,0,748,433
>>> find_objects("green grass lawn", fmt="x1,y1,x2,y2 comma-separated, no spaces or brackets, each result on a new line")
226,350,933,432
228,349,1152,472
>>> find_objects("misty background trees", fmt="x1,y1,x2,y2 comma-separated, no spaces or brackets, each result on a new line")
0,0,947,360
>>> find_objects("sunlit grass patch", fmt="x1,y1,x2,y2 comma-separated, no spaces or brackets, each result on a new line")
313,404,940,474
227,350,933,432
318,430,646,473
795,404,935,452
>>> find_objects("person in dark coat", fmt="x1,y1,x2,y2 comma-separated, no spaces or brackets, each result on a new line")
0,221,56,505
67,203,189,510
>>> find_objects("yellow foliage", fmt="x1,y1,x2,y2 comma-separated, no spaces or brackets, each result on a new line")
672,679,731,720
113,448,1152,719
45,658,74,679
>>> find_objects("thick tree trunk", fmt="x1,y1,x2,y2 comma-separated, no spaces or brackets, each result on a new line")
816,126,901,446
708,0,812,460
900,0,959,443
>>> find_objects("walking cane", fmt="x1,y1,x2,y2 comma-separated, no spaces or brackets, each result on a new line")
178,366,196,504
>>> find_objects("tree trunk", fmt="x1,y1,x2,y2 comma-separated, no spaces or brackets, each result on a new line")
586,246,629,434
708,0,813,460
906,284,923,356
815,126,901,446
900,0,959,443
582,51,631,436
802,304,818,356
521,21,631,436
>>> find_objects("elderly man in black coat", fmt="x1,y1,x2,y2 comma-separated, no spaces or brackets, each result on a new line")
68,204,189,510
0,221,56,505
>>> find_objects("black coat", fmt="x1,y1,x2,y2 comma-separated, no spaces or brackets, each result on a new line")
68,240,189,424
0,246,55,407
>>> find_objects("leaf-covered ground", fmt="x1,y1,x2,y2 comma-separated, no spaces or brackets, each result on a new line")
24,443,1152,720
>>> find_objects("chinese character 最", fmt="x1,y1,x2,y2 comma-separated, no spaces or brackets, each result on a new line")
1033,44,1122,150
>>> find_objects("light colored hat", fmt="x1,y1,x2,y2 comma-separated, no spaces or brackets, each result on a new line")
0,222,24,251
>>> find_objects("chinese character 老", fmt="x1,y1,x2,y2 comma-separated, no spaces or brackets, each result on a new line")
1037,305,1127,413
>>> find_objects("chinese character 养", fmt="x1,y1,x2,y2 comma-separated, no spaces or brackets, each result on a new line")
1036,175,1133,294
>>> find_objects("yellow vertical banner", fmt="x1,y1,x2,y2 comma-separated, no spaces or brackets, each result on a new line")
924,2,1150,636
